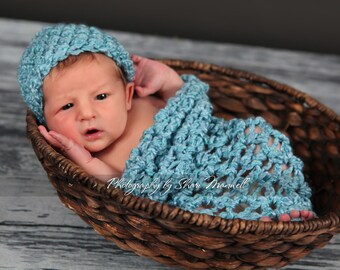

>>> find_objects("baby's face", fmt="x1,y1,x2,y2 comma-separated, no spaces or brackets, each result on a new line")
42,54,134,153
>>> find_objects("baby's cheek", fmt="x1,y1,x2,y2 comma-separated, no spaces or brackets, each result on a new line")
54,122,80,143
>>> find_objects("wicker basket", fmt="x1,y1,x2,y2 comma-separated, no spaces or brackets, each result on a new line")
26,59,340,270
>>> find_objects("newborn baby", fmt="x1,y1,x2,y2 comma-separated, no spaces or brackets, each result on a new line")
18,23,314,221
40,52,179,177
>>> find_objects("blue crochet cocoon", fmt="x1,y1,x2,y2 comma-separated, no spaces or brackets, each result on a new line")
108,75,315,220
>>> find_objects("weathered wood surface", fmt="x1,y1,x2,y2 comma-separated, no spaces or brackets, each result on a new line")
0,18,339,270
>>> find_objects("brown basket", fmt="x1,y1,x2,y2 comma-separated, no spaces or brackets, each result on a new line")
26,59,340,270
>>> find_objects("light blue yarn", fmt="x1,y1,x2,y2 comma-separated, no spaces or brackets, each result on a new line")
113,75,315,220
17,23,135,124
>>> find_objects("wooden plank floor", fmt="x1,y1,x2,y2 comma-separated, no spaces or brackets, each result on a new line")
0,18,339,270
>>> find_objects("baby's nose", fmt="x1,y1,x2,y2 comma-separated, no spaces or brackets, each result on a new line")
79,104,96,121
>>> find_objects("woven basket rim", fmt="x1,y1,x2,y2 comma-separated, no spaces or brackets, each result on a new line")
26,59,340,236
160,59,340,122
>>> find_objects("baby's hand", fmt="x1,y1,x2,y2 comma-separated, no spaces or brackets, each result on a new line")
39,125,121,182
38,125,93,167
132,55,183,101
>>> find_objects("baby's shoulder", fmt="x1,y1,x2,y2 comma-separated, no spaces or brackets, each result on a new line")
132,95,166,110
128,95,166,129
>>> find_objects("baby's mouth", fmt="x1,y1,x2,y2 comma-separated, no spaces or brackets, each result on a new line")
84,128,103,141
86,129,99,135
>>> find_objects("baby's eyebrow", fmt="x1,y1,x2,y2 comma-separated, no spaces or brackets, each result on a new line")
93,81,120,92
45,93,72,105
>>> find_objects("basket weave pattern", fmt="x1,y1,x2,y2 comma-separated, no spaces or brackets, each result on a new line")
26,60,340,269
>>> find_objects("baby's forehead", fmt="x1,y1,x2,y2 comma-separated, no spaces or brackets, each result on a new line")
47,53,118,77
43,53,125,92
57,52,115,69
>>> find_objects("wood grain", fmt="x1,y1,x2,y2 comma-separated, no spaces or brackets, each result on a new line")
0,18,339,269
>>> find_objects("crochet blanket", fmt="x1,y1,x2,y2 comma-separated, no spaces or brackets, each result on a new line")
110,75,314,220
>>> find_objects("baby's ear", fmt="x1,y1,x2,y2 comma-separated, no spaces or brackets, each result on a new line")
125,82,135,110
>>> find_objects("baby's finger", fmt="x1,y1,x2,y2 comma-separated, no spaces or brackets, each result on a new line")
38,125,49,138
131,54,142,64
135,86,150,97
50,131,92,165
38,125,62,147
49,131,75,152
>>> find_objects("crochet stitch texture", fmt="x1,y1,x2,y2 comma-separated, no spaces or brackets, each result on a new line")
116,75,314,220
17,23,135,124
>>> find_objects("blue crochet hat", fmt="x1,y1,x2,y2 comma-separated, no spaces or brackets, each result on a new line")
17,23,135,124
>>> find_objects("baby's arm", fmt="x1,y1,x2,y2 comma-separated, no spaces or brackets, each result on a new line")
132,55,184,102
38,126,120,183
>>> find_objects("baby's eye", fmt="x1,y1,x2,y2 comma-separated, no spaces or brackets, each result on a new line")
62,103,73,110
96,93,108,100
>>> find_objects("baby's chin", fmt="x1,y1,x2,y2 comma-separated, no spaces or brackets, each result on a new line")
84,141,113,155
85,145,107,154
